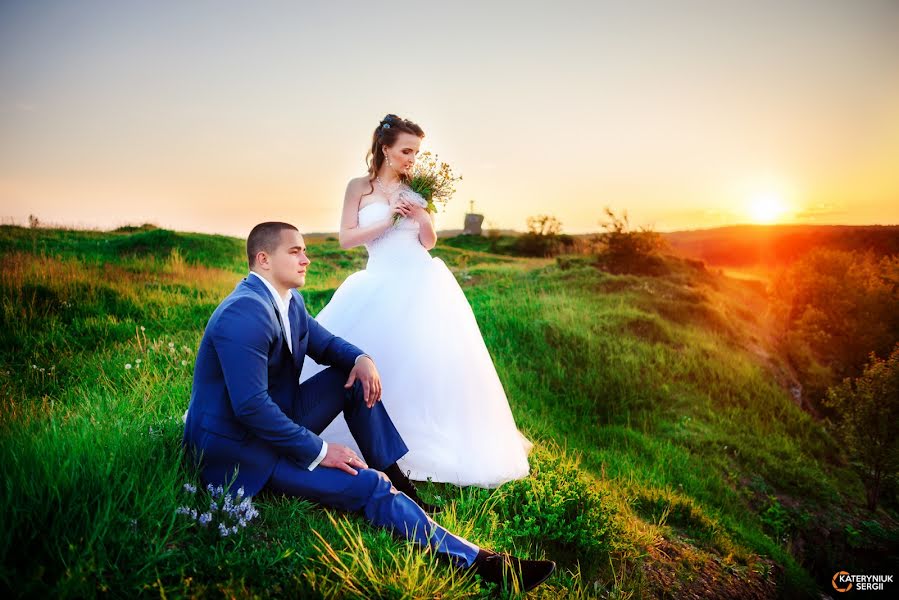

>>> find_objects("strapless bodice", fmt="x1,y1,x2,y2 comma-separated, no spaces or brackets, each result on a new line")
358,202,432,273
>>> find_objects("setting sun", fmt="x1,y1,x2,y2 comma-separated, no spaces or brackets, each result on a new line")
748,192,790,224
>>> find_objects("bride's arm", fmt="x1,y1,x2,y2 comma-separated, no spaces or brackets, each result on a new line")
415,211,437,251
338,178,394,249
404,200,436,250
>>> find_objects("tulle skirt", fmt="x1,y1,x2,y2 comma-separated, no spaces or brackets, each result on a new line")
300,255,532,488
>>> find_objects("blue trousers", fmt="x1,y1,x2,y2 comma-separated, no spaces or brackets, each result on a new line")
267,367,480,567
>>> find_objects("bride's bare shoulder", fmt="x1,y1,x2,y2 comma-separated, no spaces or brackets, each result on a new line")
346,176,373,194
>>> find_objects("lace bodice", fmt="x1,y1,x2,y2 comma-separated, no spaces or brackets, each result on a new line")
357,190,432,273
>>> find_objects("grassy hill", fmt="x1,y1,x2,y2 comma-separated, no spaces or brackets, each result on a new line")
1,224,896,598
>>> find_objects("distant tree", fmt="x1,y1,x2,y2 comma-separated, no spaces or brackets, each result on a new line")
526,215,562,237
594,207,666,274
514,214,569,257
825,344,899,511
771,248,899,409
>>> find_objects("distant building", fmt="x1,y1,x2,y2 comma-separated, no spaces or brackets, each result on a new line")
463,200,484,236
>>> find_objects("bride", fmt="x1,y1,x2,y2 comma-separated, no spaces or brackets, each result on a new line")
300,114,531,488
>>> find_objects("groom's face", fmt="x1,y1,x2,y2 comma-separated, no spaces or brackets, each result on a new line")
270,229,311,289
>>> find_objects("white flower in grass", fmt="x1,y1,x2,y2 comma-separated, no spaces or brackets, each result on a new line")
140,326,146,331
181,360,187,366
125,363,132,370
183,483,197,494
136,359,142,364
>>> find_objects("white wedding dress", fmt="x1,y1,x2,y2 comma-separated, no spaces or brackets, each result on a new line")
300,195,532,488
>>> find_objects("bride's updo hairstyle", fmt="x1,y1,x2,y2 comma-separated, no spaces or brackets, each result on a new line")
363,114,424,197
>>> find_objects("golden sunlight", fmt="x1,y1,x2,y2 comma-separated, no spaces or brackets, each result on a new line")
747,191,790,224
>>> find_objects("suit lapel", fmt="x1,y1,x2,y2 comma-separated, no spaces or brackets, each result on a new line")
243,275,291,356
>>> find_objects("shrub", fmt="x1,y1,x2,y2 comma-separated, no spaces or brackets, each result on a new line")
594,207,667,275
486,446,616,562
513,215,572,257
824,344,899,510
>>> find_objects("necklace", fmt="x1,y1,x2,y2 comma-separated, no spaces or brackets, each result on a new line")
375,175,403,199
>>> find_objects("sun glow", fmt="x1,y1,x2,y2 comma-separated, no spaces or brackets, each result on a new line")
748,192,790,224
746,184,794,225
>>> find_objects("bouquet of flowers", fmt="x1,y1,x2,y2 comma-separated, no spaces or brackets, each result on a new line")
393,151,462,225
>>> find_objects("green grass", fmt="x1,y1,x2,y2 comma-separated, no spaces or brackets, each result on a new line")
1,224,895,598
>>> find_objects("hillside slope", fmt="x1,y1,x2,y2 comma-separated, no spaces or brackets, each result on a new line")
1,224,896,598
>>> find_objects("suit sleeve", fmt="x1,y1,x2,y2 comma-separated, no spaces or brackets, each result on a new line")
211,296,324,469
300,295,365,371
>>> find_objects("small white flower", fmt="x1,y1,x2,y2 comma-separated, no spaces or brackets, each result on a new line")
181,360,187,366
125,363,132,370
136,359,142,364
140,326,146,331
168,342,175,348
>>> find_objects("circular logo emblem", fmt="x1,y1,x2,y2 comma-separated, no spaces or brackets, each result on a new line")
832,571,852,592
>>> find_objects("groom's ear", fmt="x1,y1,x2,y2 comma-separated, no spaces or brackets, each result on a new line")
252,250,270,270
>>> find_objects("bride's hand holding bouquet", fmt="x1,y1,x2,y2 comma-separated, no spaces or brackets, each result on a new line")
392,151,462,226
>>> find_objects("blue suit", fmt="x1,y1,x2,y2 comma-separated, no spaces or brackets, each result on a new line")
183,274,479,567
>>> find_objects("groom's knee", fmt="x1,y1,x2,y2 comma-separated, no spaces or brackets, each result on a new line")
346,468,390,506
344,378,366,410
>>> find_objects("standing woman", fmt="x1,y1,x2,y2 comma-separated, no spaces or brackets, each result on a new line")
300,114,531,488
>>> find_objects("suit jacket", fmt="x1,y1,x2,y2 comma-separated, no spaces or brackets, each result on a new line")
182,274,363,496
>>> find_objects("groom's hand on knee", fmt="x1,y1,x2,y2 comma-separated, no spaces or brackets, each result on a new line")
321,443,369,475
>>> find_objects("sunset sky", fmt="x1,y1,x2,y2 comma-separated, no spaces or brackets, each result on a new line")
1,0,898,237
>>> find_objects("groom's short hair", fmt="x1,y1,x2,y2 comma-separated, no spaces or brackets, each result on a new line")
247,222,299,268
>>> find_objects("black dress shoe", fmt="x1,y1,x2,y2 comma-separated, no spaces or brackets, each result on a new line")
471,549,556,592
383,464,442,514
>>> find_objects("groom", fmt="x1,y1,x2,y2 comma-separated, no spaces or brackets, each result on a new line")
183,221,555,591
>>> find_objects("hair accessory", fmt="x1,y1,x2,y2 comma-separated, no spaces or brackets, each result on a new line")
382,123,391,129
